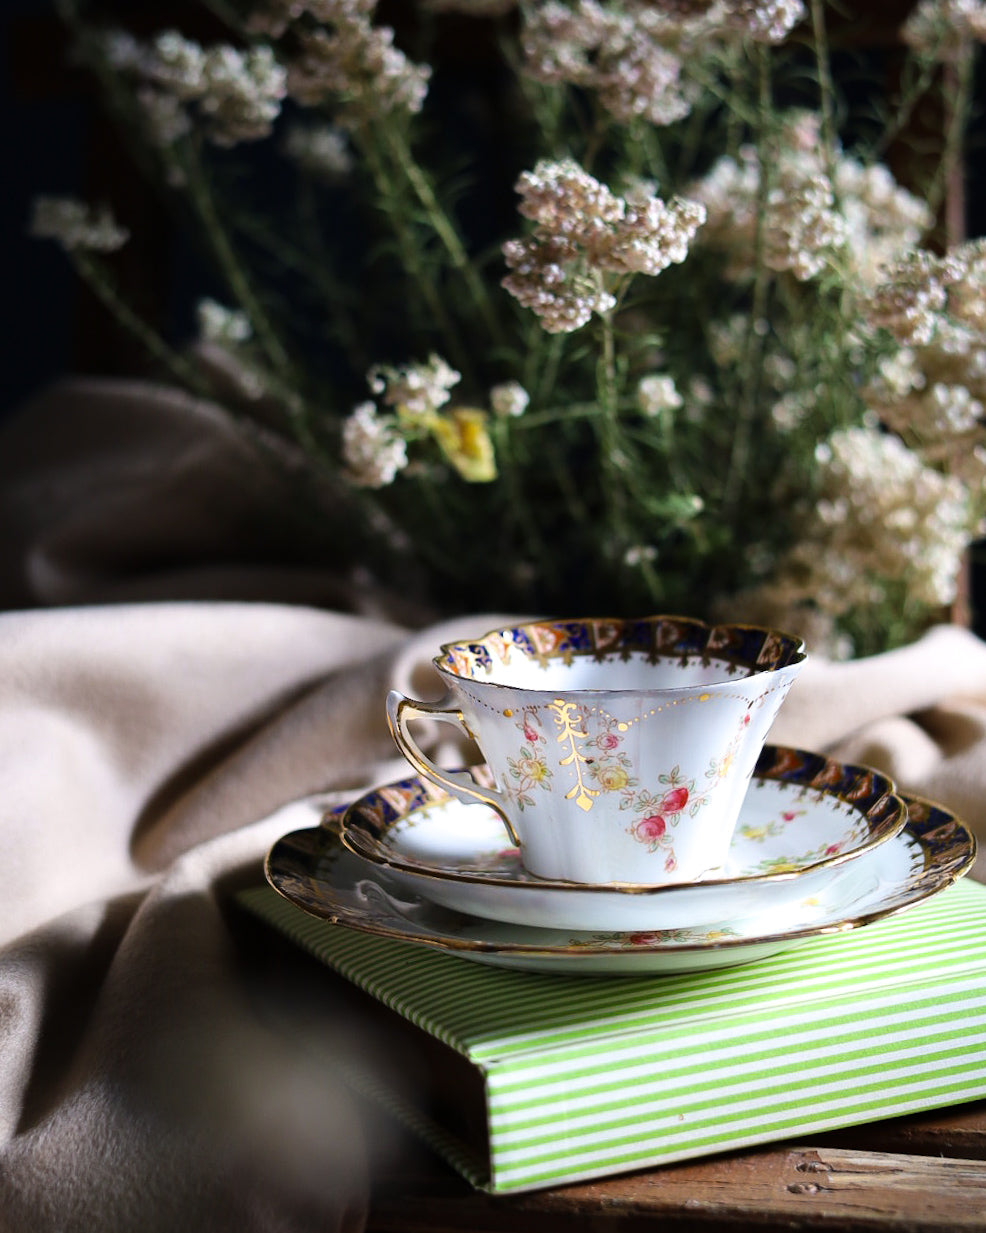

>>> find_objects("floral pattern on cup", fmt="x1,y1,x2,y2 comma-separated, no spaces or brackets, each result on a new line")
494,691,766,875
503,707,553,811
620,714,751,872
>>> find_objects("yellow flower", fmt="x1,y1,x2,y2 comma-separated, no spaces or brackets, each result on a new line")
518,755,550,782
594,764,629,791
430,407,497,482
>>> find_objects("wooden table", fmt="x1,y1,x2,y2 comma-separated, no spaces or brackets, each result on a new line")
366,1100,986,1232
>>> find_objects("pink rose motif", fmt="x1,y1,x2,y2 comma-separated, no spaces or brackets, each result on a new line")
598,732,619,749
660,786,689,814
781,810,799,822
523,723,539,743
637,814,667,840
664,852,677,873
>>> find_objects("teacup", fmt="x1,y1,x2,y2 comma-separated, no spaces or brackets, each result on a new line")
386,616,807,885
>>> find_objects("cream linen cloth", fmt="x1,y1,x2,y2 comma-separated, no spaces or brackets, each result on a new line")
2,379,986,1230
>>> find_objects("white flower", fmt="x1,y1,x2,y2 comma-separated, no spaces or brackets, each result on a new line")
601,195,707,277
865,251,949,346
367,354,461,419
490,381,530,418
502,234,616,332
902,0,986,59
724,0,806,43
637,374,683,416
137,87,192,147
929,382,983,433
196,299,253,345
113,30,287,147
342,401,408,487
798,424,975,610
690,117,931,292
284,5,431,120
503,160,704,333
29,197,129,252
763,174,848,281
283,122,353,177
521,1,693,129
515,158,624,248
623,544,658,567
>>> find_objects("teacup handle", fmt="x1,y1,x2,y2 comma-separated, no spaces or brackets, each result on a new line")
386,689,520,846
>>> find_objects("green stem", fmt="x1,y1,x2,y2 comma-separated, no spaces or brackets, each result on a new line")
72,252,205,392
685,58,762,130
872,52,942,162
723,43,773,517
924,43,974,238
74,251,340,482
237,199,365,366
530,332,566,408
358,125,474,381
184,157,291,377
596,301,631,546
379,123,505,348
489,417,554,591
809,0,839,191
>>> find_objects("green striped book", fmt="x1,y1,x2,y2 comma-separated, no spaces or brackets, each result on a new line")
238,878,986,1194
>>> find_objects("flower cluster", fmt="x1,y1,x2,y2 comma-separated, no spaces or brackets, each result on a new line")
30,197,129,252
105,29,287,148
636,374,683,417
368,353,461,421
490,381,530,418
251,0,431,121
502,159,705,332
343,355,498,484
726,422,979,654
861,237,986,484
197,299,252,345
519,0,805,134
282,122,353,178
902,0,986,58
691,112,930,288
342,401,408,487
520,2,694,128
31,0,986,656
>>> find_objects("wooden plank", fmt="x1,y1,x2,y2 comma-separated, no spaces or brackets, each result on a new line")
368,1141,986,1233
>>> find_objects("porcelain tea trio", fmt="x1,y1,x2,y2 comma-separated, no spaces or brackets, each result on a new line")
265,617,977,975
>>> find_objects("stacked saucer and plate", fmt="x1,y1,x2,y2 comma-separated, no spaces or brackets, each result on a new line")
266,616,977,976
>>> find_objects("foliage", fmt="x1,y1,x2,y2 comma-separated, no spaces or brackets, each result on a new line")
32,0,986,654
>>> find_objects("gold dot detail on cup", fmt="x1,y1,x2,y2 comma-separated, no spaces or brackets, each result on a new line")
503,708,513,717
603,691,721,731
611,707,661,731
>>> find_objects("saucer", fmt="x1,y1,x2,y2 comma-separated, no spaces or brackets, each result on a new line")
338,745,907,932
265,793,975,975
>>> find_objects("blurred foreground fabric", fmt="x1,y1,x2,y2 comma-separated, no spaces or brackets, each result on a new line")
2,380,986,1230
